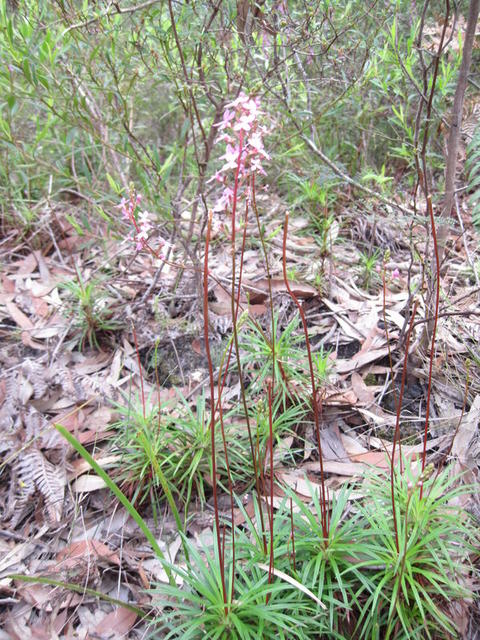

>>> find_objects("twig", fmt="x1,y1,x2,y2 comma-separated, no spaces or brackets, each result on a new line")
61,0,161,36
301,136,415,216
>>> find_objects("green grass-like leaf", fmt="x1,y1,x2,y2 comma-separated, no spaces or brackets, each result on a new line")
54,423,175,585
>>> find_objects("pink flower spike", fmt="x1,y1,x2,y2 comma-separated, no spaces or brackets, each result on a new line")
218,133,234,144
392,268,400,279
223,186,234,201
213,196,227,213
244,98,259,116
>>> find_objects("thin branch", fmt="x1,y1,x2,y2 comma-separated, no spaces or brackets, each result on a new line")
61,0,161,36
302,136,415,216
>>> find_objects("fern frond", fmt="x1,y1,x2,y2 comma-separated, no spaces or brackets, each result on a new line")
17,448,66,524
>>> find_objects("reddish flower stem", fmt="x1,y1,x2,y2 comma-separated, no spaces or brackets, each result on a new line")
210,205,252,600
131,322,146,421
251,175,276,392
282,212,328,539
382,265,403,471
266,382,275,604
390,299,418,553
229,134,268,551
420,195,440,499
203,212,227,607
289,498,296,572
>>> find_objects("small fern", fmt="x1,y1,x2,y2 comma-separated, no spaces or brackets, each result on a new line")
16,448,66,524
465,125,480,230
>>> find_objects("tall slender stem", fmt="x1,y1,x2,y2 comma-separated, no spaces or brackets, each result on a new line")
282,212,328,539
266,382,275,604
390,300,418,553
203,212,227,606
131,321,146,421
420,196,440,499
229,135,267,550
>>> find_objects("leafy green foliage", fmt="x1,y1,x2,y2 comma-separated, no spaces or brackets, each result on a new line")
60,277,122,350
239,314,308,405
356,463,476,639
313,346,334,384
246,393,308,452
151,533,327,640
283,483,375,635
358,249,381,291
111,390,252,512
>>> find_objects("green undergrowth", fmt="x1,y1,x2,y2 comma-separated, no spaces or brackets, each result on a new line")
110,390,253,515
58,414,478,639
150,464,476,639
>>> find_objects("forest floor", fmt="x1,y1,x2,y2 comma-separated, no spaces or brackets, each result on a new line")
0,189,479,638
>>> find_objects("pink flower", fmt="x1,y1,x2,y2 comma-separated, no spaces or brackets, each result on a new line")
220,144,243,172
225,92,250,109
249,132,269,158
213,186,236,212
215,108,235,131
250,156,266,175
211,93,270,213
135,210,152,250
392,268,400,279
233,115,253,132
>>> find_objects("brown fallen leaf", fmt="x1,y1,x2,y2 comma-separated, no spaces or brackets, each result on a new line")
321,298,364,341
451,394,480,471
16,581,83,611
1,274,15,293
335,346,391,374
70,454,121,479
93,607,138,637
78,429,115,446
243,277,318,304
351,372,376,405
72,474,107,492
302,459,369,476
13,253,37,275
6,301,34,329
349,450,394,468
319,424,350,461
31,296,49,318
323,387,357,406
57,539,121,568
